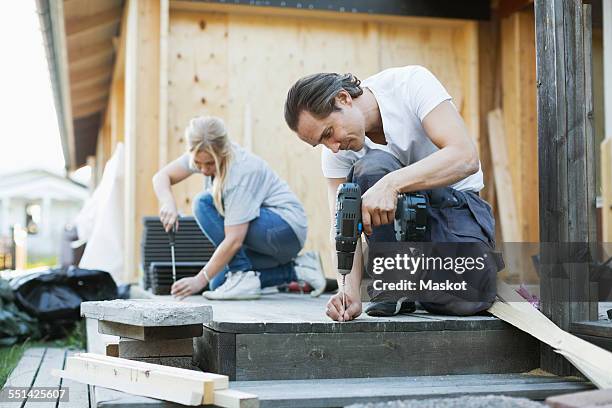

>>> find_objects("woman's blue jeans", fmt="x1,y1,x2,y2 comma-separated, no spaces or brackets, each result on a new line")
192,193,300,289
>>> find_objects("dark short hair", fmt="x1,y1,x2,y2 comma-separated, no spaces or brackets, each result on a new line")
284,73,363,131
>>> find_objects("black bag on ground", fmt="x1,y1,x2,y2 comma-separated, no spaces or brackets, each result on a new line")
11,266,118,322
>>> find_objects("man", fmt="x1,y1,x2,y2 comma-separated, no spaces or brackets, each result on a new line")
284,66,497,321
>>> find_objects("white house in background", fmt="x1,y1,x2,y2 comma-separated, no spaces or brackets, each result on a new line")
0,169,89,261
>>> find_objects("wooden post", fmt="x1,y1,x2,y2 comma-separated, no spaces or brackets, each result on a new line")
603,0,612,242
124,0,163,283
534,0,597,375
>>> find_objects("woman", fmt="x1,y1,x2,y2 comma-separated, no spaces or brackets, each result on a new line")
152,116,324,300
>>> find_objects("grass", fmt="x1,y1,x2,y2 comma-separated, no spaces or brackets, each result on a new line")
0,320,86,388
25,256,58,269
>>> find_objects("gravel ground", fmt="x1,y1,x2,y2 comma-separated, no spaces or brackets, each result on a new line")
346,395,545,408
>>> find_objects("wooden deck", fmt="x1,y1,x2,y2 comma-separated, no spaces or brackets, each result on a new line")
0,347,593,408
157,293,540,380
0,347,90,408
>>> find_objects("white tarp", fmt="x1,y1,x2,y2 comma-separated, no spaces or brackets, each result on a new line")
75,143,126,283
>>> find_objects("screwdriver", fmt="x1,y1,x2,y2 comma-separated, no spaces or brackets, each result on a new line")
168,224,177,284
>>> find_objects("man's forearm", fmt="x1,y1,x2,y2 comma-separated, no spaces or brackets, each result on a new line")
384,145,478,193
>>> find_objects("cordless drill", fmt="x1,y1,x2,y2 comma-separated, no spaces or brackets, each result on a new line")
334,183,428,274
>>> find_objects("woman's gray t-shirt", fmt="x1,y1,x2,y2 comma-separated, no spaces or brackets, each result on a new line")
179,143,308,246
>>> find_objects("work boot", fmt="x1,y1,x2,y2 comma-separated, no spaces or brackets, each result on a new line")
364,297,416,317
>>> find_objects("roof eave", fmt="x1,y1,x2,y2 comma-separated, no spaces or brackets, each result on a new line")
35,0,76,171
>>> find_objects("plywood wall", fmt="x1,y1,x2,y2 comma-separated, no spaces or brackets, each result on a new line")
166,10,479,276
501,9,539,243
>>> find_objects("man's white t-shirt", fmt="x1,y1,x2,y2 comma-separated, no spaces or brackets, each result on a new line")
321,65,484,192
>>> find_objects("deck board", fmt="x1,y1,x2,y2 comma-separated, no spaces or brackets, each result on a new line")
59,350,91,408
0,347,46,407
159,293,508,333
25,347,66,408
90,374,592,408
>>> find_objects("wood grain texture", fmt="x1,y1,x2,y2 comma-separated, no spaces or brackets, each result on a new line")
233,329,538,380
534,0,597,375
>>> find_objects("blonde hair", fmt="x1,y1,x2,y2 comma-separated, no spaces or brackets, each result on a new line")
185,116,233,215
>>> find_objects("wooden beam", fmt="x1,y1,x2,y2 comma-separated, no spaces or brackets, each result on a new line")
52,353,217,405
70,64,113,83
71,72,112,91
602,0,612,241
70,82,110,102
487,109,521,242
501,8,539,244
65,7,122,37
68,39,114,63
498,0,534,19
72,97,107,118
71,89,110,107
534,0,597,375
124,0,162,283
171,0,472,28
489,283,612,389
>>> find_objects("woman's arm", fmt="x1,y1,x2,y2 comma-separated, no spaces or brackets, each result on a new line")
152,157,194,231
171,222,249,299
360,100,479,235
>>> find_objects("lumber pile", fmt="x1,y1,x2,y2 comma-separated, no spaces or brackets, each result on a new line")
52,352,258,407
488,280,612,388
82,299,211,369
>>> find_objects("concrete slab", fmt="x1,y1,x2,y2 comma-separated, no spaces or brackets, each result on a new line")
81,299,212,326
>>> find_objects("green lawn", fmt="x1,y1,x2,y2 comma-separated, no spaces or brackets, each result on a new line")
0,320,86,388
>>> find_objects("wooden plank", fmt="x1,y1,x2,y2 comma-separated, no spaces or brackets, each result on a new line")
498,0,534,19
0,348,46,407
98,321,203,341
488,299,612,388
573,333,612,353
546,389,612,408
70,65,113,84
230,375,589,408
25,348,66,408
77,353,227,387
72,98,107,119
53,354,216,405
90,374,589,408
72,90,110,107
213,389,258,408
71,82,111,102
570,321,612,338
118,338,193,358
194,327,237,380
233,329,538,380
68,39,114,63
534,0,597,375
58,350,91,408
477,20,502,248
171,1,483,26
601,138,612,242
105,343,119,357
65,8,122,37
487,109,521,242
124,0,161,283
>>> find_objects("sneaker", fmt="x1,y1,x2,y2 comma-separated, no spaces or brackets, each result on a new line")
294,251,326,297
364,297,416,317
202,271,261,300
